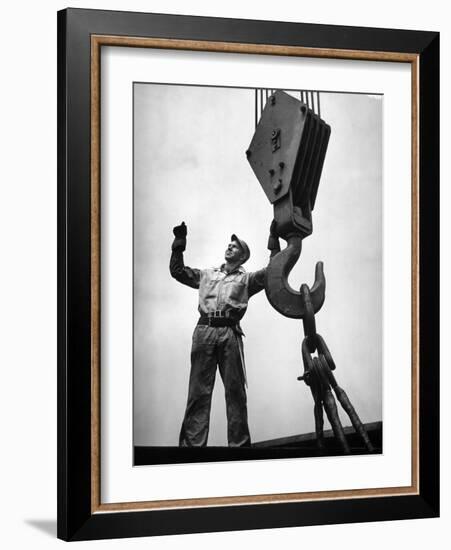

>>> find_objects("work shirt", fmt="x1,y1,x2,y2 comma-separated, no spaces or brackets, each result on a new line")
170,248,266,320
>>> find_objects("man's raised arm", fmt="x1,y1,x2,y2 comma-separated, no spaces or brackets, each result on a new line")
169,221,201,289
248,220,281,297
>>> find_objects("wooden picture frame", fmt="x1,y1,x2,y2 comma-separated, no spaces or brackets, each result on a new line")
57,7,439,541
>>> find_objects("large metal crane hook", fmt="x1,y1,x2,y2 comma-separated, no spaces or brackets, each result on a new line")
265,234,325,319
246,90,331,319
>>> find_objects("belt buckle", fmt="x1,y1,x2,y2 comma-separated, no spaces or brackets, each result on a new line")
207,310,225,326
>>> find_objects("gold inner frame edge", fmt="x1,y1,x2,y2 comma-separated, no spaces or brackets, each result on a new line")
90,35,420,514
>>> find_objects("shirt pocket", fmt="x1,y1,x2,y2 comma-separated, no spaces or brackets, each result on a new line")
222,279,248,304
200,273,221,299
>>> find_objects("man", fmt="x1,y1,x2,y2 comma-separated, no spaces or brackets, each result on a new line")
170,221,280,447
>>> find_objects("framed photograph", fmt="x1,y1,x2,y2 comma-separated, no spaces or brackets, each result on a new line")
57,8,439,541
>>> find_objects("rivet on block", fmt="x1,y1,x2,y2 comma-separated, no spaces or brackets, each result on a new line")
273,179,282,194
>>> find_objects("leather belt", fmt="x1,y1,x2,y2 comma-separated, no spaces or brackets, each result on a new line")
198,316,238,328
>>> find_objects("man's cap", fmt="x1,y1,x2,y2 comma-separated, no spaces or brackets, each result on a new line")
231,234,250,264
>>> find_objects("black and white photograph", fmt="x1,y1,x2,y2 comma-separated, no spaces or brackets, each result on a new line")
133,82,383,464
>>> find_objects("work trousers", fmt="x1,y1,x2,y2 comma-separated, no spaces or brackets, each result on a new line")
179,324,250,447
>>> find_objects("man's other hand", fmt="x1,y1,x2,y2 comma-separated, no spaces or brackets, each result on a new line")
269,219,278,238
268,219,280,253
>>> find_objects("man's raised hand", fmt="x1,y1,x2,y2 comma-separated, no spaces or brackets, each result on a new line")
173,221,188,239
268,219,281,254
269,219,278,238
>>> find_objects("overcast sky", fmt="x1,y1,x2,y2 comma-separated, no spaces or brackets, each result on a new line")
133,83,382,447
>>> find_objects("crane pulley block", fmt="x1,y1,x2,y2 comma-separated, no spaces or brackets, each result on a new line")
246,90,331,239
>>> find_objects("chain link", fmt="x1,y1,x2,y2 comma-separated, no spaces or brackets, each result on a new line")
297,285,374,454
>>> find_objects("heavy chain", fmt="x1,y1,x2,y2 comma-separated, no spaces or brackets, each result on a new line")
297,284,374,454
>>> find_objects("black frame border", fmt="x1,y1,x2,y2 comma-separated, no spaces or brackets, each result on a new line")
57,8,439,541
